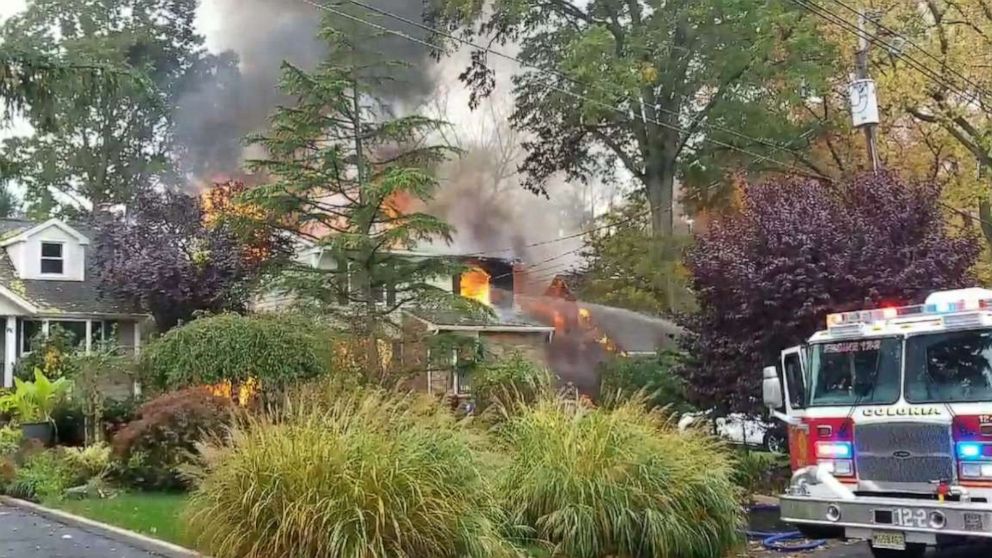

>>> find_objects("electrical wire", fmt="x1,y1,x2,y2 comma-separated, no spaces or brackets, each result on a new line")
300,0,830,182
824,0,992,108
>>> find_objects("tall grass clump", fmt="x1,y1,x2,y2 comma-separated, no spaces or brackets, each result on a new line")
496,398,743,558
184,384,515,558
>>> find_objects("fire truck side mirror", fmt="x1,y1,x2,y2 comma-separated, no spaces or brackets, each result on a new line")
762,366,784,410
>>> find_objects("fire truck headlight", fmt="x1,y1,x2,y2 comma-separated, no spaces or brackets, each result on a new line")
818,459,854,477
957,442,983,460
816,441,852,459
960,462,992,479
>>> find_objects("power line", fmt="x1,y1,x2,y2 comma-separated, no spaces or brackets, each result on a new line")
824,0,992,108
341,0,825,170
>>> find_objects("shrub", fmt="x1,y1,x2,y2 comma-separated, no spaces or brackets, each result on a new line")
112,388,235,490
185,386,514,558
101,396,140,441
140,313,335,393
495,398,742,558
7,450,74,501
471,352,551,413
62,443,112,481
598,350,694,413
0,369,73,423
15,325,79,380
731,450,791,499
0,425,22,456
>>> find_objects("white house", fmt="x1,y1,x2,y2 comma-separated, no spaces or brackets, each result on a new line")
0,218,149,387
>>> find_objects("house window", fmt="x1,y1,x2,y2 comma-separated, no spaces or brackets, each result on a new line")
50,321,87,347
40,242,64,275
20,320,42,354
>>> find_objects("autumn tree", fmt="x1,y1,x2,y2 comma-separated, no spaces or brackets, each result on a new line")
93,188,282,331
428,0,836,236
0,0,233,216
680,172,979,415
245,16,473,383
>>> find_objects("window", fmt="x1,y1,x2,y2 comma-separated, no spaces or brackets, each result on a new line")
20,320,41,354
40,242,63,274
782,352,806,409
51,321,87,347
808,337,902,407
905,330,992,403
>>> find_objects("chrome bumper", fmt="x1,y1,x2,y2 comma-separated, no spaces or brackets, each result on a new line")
781,495,992,541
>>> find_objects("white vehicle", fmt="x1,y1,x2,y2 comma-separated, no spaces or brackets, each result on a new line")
678,412,786,453
765,288,992,557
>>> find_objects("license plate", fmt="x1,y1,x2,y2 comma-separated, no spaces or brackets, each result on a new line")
891,508,928,528
965,513,984,532
872,531,906,550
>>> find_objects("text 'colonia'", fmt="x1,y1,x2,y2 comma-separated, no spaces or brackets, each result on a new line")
862,407,941,417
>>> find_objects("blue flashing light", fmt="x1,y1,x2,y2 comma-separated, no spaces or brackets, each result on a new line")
957,442,983,460
817,441,852,459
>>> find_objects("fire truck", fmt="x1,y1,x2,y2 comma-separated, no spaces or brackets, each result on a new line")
763,288,992,557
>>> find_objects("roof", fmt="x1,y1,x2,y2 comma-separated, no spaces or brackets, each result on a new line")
0,218,143,316
405,306,554,333
0,218,90,247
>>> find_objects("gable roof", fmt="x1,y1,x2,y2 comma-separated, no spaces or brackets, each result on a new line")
0,218,143,317
0,218,90,247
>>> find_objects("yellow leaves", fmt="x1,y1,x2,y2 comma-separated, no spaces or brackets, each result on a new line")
639,63,658,85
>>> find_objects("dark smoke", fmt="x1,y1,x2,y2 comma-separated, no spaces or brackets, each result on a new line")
174,0,435,181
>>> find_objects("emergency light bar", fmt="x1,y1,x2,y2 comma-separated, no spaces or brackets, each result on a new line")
826,298,992,328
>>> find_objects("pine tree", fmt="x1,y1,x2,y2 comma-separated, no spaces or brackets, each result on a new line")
246,18,472,382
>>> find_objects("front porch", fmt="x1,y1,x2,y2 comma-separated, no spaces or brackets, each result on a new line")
0,316,142,388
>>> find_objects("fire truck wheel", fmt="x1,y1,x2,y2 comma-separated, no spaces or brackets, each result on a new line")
868,543,926,558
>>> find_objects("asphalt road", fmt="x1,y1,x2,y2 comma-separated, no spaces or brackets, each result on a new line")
0,504,161,558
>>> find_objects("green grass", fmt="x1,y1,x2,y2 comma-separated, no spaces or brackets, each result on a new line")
51,493,190,547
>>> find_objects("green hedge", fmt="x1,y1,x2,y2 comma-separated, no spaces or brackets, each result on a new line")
140,313,335,391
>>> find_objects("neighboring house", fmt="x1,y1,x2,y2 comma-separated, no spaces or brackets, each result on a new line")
254,245,554,397
0,218,149,387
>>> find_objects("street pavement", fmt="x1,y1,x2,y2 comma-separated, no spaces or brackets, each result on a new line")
0,504,161,558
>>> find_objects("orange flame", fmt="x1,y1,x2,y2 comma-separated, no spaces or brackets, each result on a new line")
460,267,491,306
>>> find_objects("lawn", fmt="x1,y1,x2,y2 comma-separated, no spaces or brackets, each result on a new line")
51,492,190,547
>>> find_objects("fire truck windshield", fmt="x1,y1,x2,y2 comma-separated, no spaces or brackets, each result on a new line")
905,329,992,403
808,337,902,407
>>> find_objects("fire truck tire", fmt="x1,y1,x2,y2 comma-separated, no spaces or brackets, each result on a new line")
796,525,843,540
868,543,926,558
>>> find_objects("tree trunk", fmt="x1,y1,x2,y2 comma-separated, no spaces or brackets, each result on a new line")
643,138,677,238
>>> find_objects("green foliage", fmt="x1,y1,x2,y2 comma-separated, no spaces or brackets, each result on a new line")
68,346,134,445
0,0,212,215
185,385,515,558
62,443,112,482
111,388,236,490
0,425,22,456
731,450,790,499
471,351,551,413
0,369,73,424
140,313,335,392
579,198,694,315
494,398,742,558
15,325,79,381
598,350,693,413
7,449,75,502
427,0,837,234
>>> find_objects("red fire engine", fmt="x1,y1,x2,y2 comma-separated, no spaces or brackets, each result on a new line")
764,288,992,557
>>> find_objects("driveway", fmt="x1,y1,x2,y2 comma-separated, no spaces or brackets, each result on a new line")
0,504,162,558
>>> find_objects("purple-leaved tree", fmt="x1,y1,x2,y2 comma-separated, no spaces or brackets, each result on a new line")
93,189,279,331
679,171,981,415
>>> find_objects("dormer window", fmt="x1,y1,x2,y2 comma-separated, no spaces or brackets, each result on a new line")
40,242,64,275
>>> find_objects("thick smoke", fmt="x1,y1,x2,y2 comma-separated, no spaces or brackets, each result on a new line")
175,0,435,180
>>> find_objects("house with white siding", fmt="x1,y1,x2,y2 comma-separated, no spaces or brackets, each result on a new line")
0,218,149,387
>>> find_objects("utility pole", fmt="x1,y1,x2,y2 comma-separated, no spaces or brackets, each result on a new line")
854,9,880,173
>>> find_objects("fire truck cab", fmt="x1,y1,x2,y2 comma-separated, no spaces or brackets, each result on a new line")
764,288,992,557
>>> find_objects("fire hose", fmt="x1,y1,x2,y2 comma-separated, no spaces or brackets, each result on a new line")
744,503,828,552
